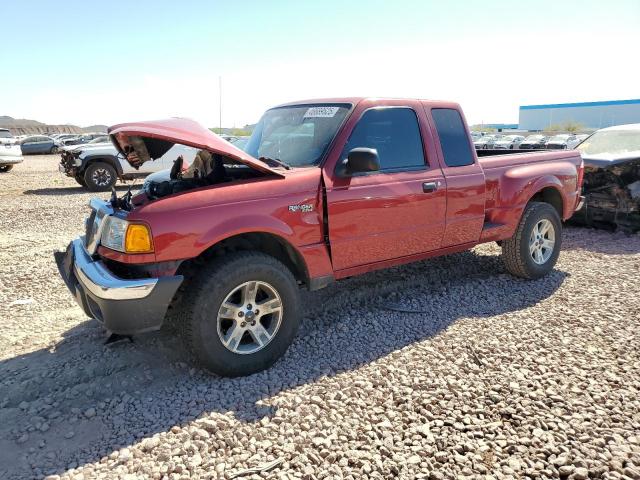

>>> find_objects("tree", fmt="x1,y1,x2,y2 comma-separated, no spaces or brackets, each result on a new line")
469,125,496,133
544,121,585,134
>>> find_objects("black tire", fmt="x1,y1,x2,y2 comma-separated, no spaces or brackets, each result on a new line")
83,162,116,191
50,145,59,154
502,202,562,279
180,251,301,377
0,165,13,173
74,175,87,187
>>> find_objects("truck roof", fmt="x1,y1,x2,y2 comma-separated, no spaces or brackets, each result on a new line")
273,97,459,109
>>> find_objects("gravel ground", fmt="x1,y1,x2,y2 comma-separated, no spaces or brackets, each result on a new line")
1,155,639,480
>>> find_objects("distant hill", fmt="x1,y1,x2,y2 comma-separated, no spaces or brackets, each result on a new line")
0,116,107,135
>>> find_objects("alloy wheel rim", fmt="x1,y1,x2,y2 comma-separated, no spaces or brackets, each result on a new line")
529,219,555,265
216,280,283,355
92,168,111,186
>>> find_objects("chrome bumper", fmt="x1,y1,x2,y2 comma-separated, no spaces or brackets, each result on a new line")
71,238,157,300
575,195,586,211
0,155,23,164
55,238,183,335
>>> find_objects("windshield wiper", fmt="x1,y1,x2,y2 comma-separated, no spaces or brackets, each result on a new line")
259,156,291,170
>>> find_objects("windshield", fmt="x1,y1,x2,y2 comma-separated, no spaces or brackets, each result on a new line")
245,104,351,167
550,135,569,142
577,129,640,156
526,135,544,141
0,131,13,138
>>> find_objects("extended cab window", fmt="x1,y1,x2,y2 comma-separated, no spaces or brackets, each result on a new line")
432,108,474,167
343,107,425,171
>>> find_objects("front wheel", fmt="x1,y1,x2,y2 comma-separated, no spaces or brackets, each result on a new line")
502,202,562,279
83,162,116,191
0,165,13,173
74,175,87,187
181,252,301,377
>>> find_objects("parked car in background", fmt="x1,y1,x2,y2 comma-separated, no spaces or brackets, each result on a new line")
59,135,84,145
0,143,23,172
52,134,78,145
474,134,502,149
545,134,576,150
519,135,549,149
231,136,250,150
570,123,640,232
470,131,483,141
567,134,589,149
0,128,18,145
87,135,110,144
20,135,59,154
59,140,199,191
62,133,108,146
493,135,525,150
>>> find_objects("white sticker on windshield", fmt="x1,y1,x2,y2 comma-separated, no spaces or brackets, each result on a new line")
303,106,340,118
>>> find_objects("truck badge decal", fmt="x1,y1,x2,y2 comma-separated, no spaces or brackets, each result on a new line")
288,204,314,213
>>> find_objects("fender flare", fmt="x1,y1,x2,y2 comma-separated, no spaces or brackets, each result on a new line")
196,215,312,281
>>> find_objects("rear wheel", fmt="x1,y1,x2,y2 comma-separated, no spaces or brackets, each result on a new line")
180,252,301,377
50,145,59,154
84,162,116,191
502,202,562,279
0,165,13,173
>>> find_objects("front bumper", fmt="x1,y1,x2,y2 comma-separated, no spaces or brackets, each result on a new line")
575,195,586,211
0,155,23,164
54,238,183,335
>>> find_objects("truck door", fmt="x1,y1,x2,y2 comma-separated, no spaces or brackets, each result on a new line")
324,103,446,272
428,107,486,247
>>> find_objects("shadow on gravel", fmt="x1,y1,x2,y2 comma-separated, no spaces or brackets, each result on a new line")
23,185,133,196
0,248,568,478
562,225,640,255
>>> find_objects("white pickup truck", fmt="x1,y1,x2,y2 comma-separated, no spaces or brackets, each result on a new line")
59,141,198,191
0,129,23,172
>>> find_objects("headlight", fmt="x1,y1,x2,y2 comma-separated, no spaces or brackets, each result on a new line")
101,217,153,253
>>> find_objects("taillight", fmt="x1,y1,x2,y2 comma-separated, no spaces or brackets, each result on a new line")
577,159,585,191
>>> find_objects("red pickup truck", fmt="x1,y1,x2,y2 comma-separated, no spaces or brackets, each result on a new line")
55,98,584,377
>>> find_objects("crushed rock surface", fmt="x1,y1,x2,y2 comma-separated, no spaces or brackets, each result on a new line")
0,156,639,479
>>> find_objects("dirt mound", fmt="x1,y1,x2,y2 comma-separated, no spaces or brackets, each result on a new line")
0,116,107,135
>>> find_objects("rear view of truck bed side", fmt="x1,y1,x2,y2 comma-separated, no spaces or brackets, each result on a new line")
476,150,584,243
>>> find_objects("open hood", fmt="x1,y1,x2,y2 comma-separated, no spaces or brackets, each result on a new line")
108,118,284,177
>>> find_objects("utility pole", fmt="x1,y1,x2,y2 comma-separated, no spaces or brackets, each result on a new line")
219,76,222,134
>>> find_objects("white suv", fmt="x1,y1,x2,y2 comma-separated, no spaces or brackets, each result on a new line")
59,141,198,191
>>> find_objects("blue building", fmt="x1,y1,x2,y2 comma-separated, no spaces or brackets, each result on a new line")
519,99,640,130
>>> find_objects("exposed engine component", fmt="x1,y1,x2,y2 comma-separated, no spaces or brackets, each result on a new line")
571,159,640,232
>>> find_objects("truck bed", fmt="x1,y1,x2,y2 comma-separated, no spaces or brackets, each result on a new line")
476,148,581,170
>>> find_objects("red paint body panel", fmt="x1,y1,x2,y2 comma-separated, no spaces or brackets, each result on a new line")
102,98,583,286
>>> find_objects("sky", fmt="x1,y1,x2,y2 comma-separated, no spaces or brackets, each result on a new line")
4,0,640,128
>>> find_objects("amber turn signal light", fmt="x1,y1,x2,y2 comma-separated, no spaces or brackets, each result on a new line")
125,224,154,253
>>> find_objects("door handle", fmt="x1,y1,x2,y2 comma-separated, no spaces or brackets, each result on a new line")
422,181,438,193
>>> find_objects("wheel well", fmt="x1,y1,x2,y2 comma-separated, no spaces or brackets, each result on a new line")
177,232,309,287
529,187,563,218
81,155,123,176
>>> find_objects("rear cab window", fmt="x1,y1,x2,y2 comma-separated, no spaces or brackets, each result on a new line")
431,108,475,167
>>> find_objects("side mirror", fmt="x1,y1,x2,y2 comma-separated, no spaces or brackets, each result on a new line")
337,148,380,176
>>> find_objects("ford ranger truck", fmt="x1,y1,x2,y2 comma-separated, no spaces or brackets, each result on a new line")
55,98,584,377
